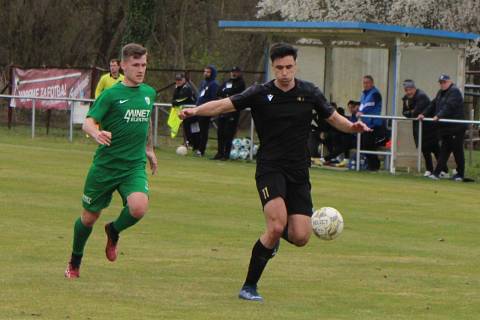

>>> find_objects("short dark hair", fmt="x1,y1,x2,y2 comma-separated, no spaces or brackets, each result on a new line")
110,58,121,65
348,100,360,106
270,43,298,62
363,75,374,83
122,43,147,60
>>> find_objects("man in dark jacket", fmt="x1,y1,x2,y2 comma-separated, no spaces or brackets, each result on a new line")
402,79,446,176
172,73,196,146
193,65,219,156
419,74,466,181
213,66,246,160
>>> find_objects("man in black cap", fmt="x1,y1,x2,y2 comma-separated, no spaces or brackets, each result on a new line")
402,79,446,177
172,73,196,146
213,66,246,160
418,74,466,181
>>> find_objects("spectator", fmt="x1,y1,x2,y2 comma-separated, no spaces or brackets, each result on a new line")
401,79,446,177
95,59,124,98
358,75,385,171
419,74,466,181
347,100,360,123
193,65,219,156
324,105,354,167
172,73,196,143
213,66,246,160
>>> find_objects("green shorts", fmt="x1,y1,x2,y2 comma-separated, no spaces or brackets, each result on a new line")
82,164,149,212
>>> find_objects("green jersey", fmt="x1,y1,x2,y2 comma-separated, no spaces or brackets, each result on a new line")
87,82,156,170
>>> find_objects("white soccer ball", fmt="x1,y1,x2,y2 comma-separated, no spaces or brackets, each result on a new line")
238,149,249,160
232,138,243,149
230,149,239,160
176,145,188,156
252,144,259,156
242,138,252,149
311,207,344,240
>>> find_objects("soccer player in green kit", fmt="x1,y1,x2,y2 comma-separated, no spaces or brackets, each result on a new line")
65,43,158,278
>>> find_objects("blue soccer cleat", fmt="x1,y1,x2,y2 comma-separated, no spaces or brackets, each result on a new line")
238,285,264,302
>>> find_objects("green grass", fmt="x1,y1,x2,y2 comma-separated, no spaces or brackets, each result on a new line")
0,127,479,320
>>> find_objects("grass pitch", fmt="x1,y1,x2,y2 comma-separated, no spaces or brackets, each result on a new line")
0,127,479,320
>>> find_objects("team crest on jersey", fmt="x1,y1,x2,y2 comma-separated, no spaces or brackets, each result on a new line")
145,96,151,105
267,94,274,101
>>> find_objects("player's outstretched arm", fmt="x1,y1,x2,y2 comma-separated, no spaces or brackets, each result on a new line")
179,98,235,119
82,117,112,146
326,111,372,134
146,120,158,175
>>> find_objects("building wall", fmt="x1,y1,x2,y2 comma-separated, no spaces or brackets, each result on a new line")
396,46,463,169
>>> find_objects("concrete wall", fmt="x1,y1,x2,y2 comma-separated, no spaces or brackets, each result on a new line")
293,46,389,110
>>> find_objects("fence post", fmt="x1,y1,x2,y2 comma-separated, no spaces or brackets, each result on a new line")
153,105,159,148
69,102,74,142
469,108,474,166
417,119,423,173
389,119,397,174
31,99,36,139
356,132,361,171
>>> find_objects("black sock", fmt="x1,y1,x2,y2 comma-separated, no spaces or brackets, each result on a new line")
70,253,83,268
281,224,294,244
244,239,276,287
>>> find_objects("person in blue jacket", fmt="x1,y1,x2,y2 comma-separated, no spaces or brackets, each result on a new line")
358,75,385,170
193,65,219,156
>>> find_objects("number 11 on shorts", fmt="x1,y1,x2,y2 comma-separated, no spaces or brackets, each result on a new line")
261,187,269,200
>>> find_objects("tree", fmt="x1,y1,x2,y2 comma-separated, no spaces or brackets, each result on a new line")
256,0,480,61
121,0,156,46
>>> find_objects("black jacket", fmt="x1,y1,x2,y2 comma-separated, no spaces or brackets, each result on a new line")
172,82,196,107
423,84,466,134
217,77,246,117
402,89,438,145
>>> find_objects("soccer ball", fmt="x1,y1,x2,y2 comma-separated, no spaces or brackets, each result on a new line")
238,149,249,160
311,207,344,240
242,138,252,149
230,149,239,160
176,145,188,156
232,138,243,149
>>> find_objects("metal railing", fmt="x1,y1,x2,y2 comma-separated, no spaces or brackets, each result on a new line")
0,94,257,159
356,114,480,174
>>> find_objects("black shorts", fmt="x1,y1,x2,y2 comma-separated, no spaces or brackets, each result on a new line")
255,166,313,216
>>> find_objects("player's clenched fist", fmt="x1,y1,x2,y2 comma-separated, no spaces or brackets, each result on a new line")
94,130,112,146
179,108,197,120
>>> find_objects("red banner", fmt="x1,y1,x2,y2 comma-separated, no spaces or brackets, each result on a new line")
10,68,92,110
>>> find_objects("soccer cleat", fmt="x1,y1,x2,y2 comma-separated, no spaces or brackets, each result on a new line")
439,171,450,179
104,223,119,262
428,174,439,180
452,174,463,182
239,285,263,302
423,170,432,177
64,262,80,279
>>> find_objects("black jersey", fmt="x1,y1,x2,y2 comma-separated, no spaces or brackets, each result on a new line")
231,79,334,169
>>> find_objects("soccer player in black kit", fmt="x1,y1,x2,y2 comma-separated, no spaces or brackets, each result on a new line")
180,43,370,301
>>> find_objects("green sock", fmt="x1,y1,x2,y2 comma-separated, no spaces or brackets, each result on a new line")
112,206,140,233
72,217,93,256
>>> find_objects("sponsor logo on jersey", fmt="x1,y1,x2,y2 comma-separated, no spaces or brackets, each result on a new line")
267,94,274,101
119,99,129,104
82,194,92,204
297,96,304,102
124,109,151,123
